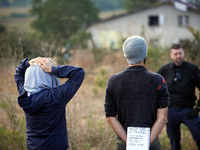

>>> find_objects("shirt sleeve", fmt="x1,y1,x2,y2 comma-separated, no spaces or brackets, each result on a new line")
157,76,170,108
104,76,118,117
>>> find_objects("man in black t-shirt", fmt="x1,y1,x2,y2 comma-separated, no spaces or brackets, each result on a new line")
158,44,200,150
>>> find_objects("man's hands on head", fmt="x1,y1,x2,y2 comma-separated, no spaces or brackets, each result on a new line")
28,57,52,73
29,57,44,66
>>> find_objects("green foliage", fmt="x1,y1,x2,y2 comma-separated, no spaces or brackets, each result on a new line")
0,101,9,108
92,67,107,97
92,48,107,65
0,25,65,66
0,30,23,59
0,125,26,150
0,26,57,59
181,124,192,147
92,87,98,96
0,24,6,33
91,0,124,11
160,132,171,150
0,0,9,7
68,30,91,49
10,0,32,7
0,98,26,150
93,68,107,90
0,118,26,150
2,12,29,19
0,39,27,150
147,45,170,72
180,26,200,66
123,0,159,11
0,0,32,7
30,0,99,44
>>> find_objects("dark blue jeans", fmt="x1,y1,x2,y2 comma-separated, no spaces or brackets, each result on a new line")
167,107,200,150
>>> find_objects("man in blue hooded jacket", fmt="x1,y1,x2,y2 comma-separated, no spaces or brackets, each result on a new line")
14,57,85,150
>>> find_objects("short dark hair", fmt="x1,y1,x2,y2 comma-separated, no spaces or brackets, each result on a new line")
171,44,182,50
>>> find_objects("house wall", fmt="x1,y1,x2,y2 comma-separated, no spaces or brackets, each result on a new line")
88,5,200,49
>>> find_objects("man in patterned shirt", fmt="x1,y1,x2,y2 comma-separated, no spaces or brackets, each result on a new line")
104,36,169,150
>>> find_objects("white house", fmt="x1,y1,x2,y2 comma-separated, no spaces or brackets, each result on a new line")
88,3,200,49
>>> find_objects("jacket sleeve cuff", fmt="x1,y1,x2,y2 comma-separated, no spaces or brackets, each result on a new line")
51,65,60,75
23,58,30,68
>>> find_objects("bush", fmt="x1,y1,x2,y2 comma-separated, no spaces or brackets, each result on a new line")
180,26,200,66
0,24,6,33
0,120,26,150
8,13,29,18
146,45,170,72
0,26,63,60
93,68,107,90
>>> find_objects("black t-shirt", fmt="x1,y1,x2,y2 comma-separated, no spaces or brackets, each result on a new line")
158,61,200,106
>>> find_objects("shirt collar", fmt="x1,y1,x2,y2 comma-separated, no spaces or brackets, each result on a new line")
126,65,146,71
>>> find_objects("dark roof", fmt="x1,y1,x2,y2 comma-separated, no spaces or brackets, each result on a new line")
94,2,199,24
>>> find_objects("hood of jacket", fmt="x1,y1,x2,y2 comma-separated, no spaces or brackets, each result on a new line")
24,62,60,96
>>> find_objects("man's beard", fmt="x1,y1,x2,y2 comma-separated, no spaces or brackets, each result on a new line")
175,59,183,65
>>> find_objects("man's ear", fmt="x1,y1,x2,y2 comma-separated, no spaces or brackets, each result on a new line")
170,51,173,59
143,58,146,65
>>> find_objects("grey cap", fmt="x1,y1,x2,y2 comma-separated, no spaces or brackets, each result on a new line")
122,36,148,64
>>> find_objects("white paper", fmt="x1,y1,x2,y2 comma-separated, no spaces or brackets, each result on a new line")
126,127,150,150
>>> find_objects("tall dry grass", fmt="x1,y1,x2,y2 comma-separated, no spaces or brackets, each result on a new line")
0,48,198,150
0,49,26,150
65,49,198,150
0,6,199,150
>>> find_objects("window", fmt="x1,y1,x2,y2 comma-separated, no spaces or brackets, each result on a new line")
178,15,189,26
149,16,159,26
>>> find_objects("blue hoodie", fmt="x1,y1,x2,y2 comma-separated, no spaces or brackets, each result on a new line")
14,58,85,150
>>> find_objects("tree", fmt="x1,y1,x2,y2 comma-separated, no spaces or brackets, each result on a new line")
10,0,32,7
90,0,124,11
180,25,200,66
30,0,99,44
0,0,9,7
123,0,159,11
